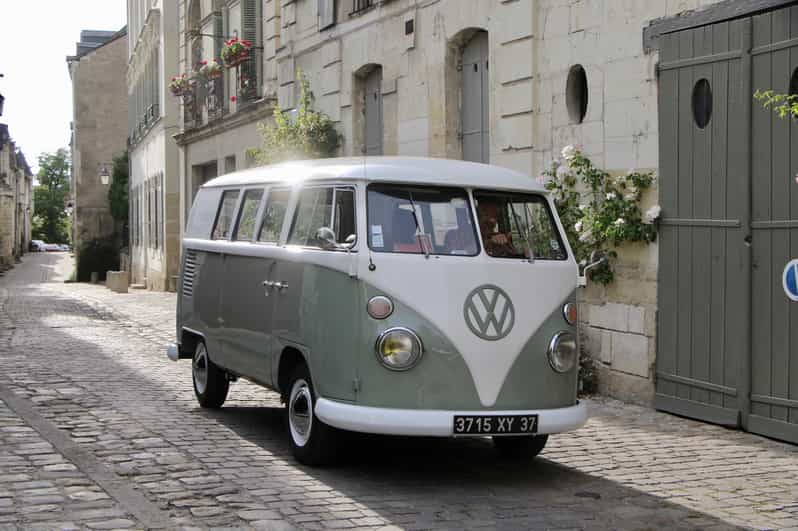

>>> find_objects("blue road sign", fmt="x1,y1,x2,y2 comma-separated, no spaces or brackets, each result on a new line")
783,259,798,302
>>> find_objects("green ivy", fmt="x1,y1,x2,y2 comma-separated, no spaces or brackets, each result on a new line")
248,70,342,165
542,146,661,285
754,89,798,119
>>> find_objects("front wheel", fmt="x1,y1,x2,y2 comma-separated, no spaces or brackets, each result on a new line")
192,341,229,408
493,434,548,459
285,365,340,466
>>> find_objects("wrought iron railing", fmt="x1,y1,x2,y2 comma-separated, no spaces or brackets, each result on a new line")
352,0,373,14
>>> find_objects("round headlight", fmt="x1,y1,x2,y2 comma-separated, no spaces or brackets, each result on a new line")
547,331,577,373
375,327,423,371
563,302,577,325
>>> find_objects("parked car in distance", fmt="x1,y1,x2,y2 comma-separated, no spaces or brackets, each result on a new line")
57,244,71,252
30,240,46,252
44,243,61,252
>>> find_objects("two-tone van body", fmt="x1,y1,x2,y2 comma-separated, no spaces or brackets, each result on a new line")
168,157,588,464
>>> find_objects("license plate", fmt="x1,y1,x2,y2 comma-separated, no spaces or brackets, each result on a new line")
452,414,538,435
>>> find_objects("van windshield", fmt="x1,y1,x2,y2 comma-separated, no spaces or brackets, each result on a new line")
473,190,567,260
367,184,479,256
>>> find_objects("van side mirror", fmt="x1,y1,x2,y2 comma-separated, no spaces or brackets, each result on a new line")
577,251,608,287
315,227,338,250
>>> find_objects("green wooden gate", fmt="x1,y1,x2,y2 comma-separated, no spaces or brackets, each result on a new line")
656,5,798,444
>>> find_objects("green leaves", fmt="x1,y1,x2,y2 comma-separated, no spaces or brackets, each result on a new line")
542,147,659,285
249,70,342,166
754,89,798,120
32,149,71,244
108,152,129,224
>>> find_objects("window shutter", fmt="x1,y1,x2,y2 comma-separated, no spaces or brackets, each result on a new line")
240,0,260,101
319,0,335,30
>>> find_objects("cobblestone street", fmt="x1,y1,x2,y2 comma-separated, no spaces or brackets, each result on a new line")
0,253,797,530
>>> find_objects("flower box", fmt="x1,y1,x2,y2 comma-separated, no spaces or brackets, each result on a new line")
169,74,190,96
198,60,223,81
221,38,252,68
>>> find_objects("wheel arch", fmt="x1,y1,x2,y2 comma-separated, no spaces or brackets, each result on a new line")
277,346,310,400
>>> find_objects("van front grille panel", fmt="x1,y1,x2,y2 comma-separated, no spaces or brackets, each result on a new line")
182,250,197,298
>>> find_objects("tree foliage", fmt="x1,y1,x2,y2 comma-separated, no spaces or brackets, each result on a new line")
108,151,129,224
754,89,798,119
32,149,71,244
248,70,341,166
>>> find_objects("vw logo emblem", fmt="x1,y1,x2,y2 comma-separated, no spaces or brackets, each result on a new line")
463,285,515,341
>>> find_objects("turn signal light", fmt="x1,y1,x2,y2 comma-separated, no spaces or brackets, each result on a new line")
563,302,577,325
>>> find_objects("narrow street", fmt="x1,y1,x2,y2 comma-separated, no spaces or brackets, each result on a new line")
0,253,797,530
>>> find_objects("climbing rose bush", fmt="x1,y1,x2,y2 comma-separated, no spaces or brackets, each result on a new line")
541,146,661,285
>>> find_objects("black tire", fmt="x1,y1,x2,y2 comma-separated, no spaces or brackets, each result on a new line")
285,364,340,466
192,341,229,408
493,434,549,459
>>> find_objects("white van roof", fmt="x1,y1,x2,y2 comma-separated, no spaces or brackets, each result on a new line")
202,156,546,192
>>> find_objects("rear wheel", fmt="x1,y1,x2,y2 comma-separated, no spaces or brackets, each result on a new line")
192,341,229,408
493,434,548,459
285,364,339,466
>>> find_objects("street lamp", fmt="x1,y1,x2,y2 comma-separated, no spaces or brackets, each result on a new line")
99,165,110,185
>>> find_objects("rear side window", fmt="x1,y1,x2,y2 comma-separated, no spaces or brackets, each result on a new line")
233,189,264,241
288,186,357,249
186,188,222,238
212,190,240,240
258,188,290,243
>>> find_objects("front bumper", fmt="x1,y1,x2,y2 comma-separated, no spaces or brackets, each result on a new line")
314,399,588,437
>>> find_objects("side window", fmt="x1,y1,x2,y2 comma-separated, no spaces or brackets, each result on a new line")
288,186,357,249
212,190,240,240
258,188,290,243
233,189,264,241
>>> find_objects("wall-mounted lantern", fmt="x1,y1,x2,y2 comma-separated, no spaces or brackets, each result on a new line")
99,165,110,185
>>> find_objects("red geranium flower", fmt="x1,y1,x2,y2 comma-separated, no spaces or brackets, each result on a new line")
230,96,237,102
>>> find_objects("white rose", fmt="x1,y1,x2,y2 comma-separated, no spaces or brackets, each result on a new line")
643,205,662,224
579,231,593,243
561,145,577,161
606,192,616,200
578,204,588,211
574,221,583,232
613,218,626,227
556,165,570,180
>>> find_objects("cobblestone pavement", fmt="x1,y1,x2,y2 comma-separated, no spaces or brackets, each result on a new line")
0,253,797,530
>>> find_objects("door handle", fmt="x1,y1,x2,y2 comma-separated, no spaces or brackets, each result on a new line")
272,281,288,291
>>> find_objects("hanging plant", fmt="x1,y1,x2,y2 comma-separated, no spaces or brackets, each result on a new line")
540,146,661,285
197,59,223,81
169,73,190,96
221,38,252,68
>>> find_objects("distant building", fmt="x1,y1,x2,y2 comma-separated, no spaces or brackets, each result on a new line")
0,124,33,268
126,0,181,291
67,28,129,261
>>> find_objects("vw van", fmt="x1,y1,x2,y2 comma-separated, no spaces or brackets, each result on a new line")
167,157,589,465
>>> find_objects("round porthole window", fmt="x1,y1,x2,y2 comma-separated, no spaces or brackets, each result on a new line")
566,65,588,124
692,78,713,129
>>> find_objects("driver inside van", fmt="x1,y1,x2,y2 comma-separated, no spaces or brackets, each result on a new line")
477,200,518,258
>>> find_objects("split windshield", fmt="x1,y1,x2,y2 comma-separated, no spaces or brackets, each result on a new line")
473,190,567,260
367,185,479,256
366,184,567,261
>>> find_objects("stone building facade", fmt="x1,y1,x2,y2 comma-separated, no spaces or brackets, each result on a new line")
67,29,129,262
164,0,798,408
0,125,33,268
127,1,182,291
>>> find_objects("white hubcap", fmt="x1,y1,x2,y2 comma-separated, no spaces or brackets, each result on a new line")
289,378,313,447
193,344,209,395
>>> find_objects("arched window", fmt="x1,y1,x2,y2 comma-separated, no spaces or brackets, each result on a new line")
460,30,489,163
187,0,202,71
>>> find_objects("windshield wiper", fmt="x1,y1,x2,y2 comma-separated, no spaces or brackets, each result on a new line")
407,191,430,258
508,202,535,263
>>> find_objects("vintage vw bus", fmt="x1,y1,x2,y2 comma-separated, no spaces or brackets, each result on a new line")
167,157,589,465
